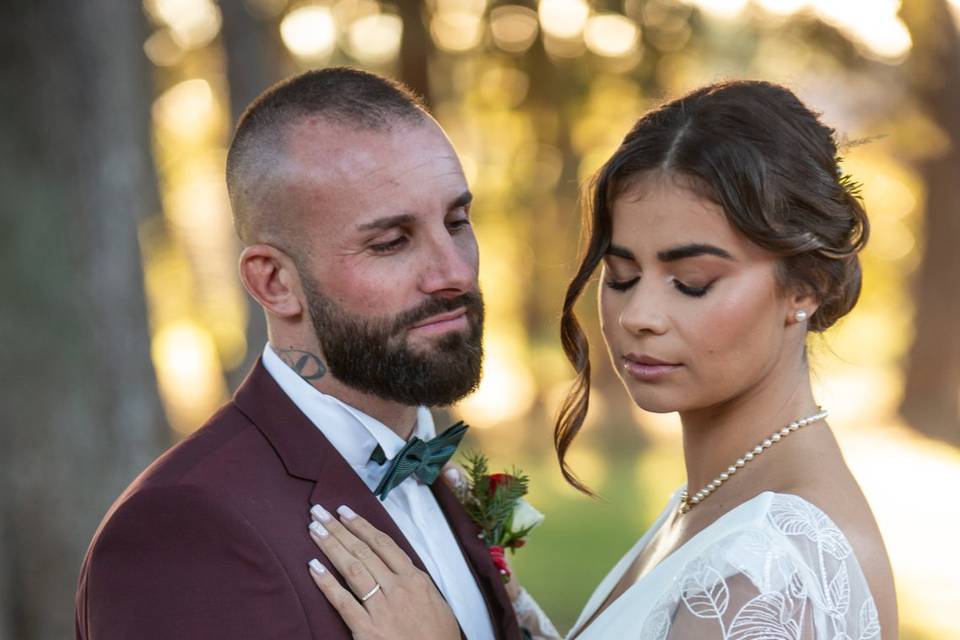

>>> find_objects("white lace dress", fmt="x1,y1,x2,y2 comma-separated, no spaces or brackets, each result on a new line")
514,491,879,640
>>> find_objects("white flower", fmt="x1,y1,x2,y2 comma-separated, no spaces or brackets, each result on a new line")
510,498,545,532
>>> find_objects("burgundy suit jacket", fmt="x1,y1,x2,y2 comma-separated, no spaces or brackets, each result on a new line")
75,360,521,640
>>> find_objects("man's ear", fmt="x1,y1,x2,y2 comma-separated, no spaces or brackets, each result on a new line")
239,244,304,319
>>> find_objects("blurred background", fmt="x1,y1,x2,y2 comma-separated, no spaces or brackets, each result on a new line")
2,0,959,637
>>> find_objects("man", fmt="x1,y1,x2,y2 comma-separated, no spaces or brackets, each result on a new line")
75,68,521,640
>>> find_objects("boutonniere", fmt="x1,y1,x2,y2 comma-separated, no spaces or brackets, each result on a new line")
454,452,545,582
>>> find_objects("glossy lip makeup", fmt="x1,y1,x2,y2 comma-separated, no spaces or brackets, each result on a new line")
622,353,682,382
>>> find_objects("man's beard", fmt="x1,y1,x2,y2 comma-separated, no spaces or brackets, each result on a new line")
301,274,484,407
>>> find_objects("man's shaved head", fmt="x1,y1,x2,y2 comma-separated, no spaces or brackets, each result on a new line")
225,67,428,248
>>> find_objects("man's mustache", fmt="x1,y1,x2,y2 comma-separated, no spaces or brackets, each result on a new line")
391,291,484,334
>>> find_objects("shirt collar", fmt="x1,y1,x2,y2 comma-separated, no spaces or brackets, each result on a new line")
261,344,436,470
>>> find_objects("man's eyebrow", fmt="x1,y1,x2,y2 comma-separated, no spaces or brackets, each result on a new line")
450,190,473,211
355,191,472,232
657,243,735,262
356,213,415,232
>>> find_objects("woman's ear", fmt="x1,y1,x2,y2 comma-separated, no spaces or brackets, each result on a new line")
787,288,820,325
238,244,304,319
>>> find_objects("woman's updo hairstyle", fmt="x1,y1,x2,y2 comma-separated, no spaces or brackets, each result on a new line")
556,80,869,494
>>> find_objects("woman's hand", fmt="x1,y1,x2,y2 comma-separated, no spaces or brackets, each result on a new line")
307,504,460,640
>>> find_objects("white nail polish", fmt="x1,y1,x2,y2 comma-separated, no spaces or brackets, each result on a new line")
309,521,329,538
309,559,326,575
311,504,332,522
337,505,357,520
444,468,463,486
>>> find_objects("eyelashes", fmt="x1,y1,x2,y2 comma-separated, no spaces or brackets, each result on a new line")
603,276,715,298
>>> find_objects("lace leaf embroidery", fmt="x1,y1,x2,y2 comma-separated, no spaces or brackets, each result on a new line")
727,591,803,640
639,608,671,640
827,562,851,616
769,496,851,561
857,599,881,640
680,564,730,619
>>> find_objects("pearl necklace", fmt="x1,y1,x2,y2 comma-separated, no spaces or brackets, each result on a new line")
678,408,829,515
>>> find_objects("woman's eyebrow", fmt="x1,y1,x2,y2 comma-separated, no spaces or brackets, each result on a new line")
605,242,735,262
657,243,735,262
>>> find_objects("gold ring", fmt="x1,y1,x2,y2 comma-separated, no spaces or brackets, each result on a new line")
359,583,381,602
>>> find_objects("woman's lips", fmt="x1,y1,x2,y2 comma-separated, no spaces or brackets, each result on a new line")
622,354,682,381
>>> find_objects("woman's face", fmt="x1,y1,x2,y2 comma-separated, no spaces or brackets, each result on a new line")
599,172,802,414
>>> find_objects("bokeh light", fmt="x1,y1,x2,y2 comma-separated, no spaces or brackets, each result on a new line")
584,13,640,57
280,4,337,59
538,0,591,39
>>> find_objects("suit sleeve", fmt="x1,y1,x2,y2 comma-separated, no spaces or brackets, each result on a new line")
78,484,311,640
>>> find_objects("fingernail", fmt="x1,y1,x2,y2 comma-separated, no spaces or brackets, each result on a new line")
444,467,463,486
309,559,326,575
309,521,329,538
337,505,357,520
311,504,332,522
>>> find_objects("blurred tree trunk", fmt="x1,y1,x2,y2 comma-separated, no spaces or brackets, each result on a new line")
899,0,960,445
397,0,434,108
0,1,168,637
220,0,285,390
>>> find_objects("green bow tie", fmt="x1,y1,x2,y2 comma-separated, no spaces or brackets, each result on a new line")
370,421,469,501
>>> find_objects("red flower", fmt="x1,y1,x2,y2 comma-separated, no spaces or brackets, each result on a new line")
487,473,515,494
488,545,511,580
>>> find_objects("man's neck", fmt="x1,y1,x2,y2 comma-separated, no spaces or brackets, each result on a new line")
269,343,419,440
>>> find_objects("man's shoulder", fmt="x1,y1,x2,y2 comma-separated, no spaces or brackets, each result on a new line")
131,400,264,490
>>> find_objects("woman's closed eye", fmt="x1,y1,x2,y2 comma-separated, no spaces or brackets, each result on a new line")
604,274,716,297
672,277,714,297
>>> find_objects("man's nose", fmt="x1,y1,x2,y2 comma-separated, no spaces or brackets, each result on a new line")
419,232,478,296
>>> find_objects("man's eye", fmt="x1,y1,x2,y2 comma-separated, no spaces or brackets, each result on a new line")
370,236,407,253
448,218,471,231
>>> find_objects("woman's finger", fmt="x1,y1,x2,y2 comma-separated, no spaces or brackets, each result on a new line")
310,505,395,584
308,559,371,631
308,518,385,607
441,462,466,490
335,505,416,575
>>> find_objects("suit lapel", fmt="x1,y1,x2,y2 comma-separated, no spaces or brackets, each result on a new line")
233,359,430,574
432,481,523,640
234,361,475,639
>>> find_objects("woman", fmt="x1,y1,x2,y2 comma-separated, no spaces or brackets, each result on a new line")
305,80,898,639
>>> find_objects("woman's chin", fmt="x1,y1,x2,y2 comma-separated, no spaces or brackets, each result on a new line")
628,392,683,415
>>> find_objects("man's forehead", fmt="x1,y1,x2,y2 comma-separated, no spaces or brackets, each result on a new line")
283,117,459,183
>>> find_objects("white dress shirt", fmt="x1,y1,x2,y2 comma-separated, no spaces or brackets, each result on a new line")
262,344,496,640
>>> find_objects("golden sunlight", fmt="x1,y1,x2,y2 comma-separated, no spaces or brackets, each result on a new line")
347,12,403,64
151,321,228,435
457,333,537,427
430,11,485,52
538,0,590,40
753,0,810,16
280,4,338,59
143,0,222,50
684,0,748,20
152,79,216,140
490,5,540,53
583,14,640,58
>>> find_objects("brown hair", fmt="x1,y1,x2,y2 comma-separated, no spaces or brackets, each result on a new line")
556,81,869,494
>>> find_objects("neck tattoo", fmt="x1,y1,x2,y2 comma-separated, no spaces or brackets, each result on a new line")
679,407,830,515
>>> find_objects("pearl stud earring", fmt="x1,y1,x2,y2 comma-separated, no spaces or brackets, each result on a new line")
794,309,808,322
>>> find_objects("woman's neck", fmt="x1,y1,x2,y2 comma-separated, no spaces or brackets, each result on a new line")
678,357,820,494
